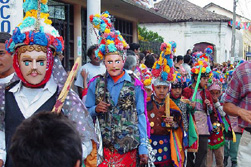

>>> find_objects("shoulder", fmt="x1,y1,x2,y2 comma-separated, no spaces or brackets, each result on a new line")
147,99,153,111
5,80,19,91
182,86,193,98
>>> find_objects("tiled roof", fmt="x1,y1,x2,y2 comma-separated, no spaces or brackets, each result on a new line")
155,0,231,22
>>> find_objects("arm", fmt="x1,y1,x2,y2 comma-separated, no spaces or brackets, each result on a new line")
135,86,148,155
85,79,98,117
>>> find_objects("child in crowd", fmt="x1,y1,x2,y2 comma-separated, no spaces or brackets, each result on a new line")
147,42,184,167
183,60,218,167
207,79,226,167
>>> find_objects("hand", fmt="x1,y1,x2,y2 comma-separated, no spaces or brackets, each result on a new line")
0,159,3,167
95,101,110,113
212,96,219,103
139,154,148,165
238,109,251,124
189,102,196,109
204,99,211,106
164,116,173,124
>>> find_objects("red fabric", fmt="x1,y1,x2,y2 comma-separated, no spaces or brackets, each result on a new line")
98,148,137,167
82,88,88,98
111,71,125,83
13,47,54,88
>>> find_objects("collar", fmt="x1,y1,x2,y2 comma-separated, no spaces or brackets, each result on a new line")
9,76,57,94
107,70,131,83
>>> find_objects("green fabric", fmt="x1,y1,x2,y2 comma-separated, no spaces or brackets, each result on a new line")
224,133,242,162
208,140,225,150
188,112,198,147
222,117,230,132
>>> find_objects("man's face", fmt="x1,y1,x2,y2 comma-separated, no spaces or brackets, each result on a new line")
90,49,101,65
0,43,13,78
153,85,169,100
104,54,124,77
19,50,47,85
171,87,182,98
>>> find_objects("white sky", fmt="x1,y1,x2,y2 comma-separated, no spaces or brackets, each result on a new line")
187,0,251,20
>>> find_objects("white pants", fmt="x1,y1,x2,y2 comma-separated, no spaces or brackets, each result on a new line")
237,130,251,166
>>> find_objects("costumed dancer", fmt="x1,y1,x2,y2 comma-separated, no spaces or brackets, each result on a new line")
148,42,184,167
182,58,218,167
3,1,97,167
139,63,153,102
86,11,151,166
206,72,226,167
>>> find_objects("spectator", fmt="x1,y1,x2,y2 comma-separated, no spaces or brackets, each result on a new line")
124,56,137,72
145,54,155,69
129,43,140,54
74,44,106,98
138,52,146,65
183,55,192,83
223,61,251,167
186,49,192,56
10,112,82,167
0,32,15,83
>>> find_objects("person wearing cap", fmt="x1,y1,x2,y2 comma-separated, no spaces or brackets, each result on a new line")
2,1,97,167
86,12,149,166
182,59,217,167
147,42,184,167
206,75,226,167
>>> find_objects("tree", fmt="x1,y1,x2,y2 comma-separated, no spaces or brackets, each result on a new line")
138,26,164,42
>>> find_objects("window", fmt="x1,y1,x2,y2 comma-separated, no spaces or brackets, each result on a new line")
114,18,133,44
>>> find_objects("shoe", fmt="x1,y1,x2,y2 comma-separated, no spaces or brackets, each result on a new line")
232,161,237,167
224,157,228,167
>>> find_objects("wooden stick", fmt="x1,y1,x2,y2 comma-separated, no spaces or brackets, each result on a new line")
52,56,81,114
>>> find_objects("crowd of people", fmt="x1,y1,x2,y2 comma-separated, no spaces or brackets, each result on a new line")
0,1,250,167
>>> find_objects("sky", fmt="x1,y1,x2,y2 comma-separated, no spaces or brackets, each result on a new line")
187,0,251,20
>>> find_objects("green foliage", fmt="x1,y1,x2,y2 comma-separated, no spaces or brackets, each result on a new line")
138,26,164,42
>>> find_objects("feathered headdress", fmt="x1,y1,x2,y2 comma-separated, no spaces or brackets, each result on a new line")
151,42,176,85
89,11,129,60
5,0,64,54
139,64,152,89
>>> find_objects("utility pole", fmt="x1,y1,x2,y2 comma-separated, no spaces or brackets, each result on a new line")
231,0,238,62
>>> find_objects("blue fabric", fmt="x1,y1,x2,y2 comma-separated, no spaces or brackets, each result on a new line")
86,71,148,155
150,135,171,163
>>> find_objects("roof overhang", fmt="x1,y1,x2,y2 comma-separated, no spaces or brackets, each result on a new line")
101,0,171,23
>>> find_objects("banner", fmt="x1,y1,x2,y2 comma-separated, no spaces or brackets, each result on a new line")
0,0,23,33
228,21,251,31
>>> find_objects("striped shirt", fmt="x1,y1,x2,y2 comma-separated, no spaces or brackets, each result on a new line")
223,61,251,128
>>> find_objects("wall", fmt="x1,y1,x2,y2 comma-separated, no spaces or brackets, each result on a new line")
140,21,232,63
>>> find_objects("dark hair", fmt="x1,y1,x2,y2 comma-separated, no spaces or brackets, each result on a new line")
139,52,145,63
145,54,155,69
87,44,98,57
127,49,136,56
173,55,177,62
184,55,191,64
10,111,82,167
177,55,183,63
0,32,11,43
186,49,191,55
129,43,140,51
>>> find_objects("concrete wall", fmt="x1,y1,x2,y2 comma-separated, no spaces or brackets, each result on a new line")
205,6,242,21
140,21,232,63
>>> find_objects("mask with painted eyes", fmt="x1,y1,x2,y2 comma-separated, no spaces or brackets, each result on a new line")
104,54,125,77
13,45,54,87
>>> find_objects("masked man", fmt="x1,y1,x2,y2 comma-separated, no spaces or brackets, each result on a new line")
2,1,97,167
85,12,149,166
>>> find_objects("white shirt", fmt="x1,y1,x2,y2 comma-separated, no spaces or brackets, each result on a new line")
9,77,57,118
74,62,106,88
0,73,14,84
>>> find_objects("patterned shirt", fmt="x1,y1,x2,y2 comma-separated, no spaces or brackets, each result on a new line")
223,61,251,128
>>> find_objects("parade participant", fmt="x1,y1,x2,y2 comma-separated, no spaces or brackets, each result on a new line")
170,71,195,150
2,1,97,167
148,42,184,167
183,59,217,167
86,11,150,166
139,63,152,102
207,77,226,167
10,111,82,167
75,44,105,98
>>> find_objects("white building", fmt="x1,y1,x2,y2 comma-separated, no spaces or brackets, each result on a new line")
140,0,232,63
204,2,251,61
